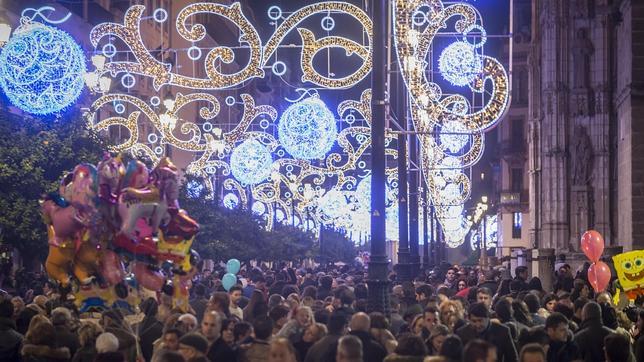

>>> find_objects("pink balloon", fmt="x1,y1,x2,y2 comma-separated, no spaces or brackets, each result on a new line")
101,250,125,285
581,230,605,262
133,262,165,291
588,261,611,293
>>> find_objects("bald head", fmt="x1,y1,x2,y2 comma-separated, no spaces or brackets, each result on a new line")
349,312,370,332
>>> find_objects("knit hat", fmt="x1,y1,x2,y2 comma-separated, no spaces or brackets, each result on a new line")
179,333,209,354
96,332,119,353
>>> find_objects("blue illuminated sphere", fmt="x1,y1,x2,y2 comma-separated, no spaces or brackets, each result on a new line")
438,41,482,86
230,139,273,185
355,175,371,210
223,193,239,209
0,23,86,115
278,97,337,160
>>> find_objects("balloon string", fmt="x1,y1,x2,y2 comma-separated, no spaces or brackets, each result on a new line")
21,6,72,25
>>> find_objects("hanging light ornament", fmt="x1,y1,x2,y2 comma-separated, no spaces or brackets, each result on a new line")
230,139,273,185
0,19,86,114
278,96,338,160
438,41,482,87
223,193,239,209
439,119,469,153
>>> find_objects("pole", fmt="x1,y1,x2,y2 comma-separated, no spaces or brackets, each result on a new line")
397,133,411,281
422,180,429,269
408,126,420,277
482,214,488,269
367,0,390,314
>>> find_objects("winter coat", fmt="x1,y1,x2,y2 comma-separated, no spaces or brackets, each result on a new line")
349,330,387,362
456,321,518,362
53,324,79,357
71,345,97,362
105,325,138,362
135,316,163,362
21,344,70,362
238,339,270,362
383,354,425,362
303,334,341,362
573,318,614,362
547,337,579,362
0,317,23,361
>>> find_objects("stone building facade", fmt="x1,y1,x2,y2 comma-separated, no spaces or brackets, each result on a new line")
525,0,644,270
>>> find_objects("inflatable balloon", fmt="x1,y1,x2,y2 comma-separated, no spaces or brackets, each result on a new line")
41,156,199,314
226,259,241,275
580,230,604,263
133,262,165,291
101,250,126,285
222,273,237,291
613,250,644,299
588,261,611,293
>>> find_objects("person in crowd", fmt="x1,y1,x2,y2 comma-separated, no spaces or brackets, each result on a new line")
573,301,614,362
201,311,236,361
444,268,458,290
438,300,465,332
178,313,198,332
524,293,546,326
136,297,164,362
542,294,558,314
456,302,518,362
22,315,71,362
208,291,231,319
383,334,427,362
245,289,269,325
151,349,185,362
409,314,425,337
348,312,387,362
233,321,253,345
514,266,529,292
420,306,439,340
518,343,546,362
516,326,549,353
415,284,434,307
426,324,449,356
570,279,591,303
369,312,397,354
304,312,346,362
293,322,327,362
477,287,493,310
190,283,209,323
101,309,138,362
277,305,313,343
336,335,363,362
494,298,526,342
51,306,80,357
463,339,497,362
230,286,244,320
239,317,272,362
270,304,290,335
72,321,103,362
603,332,634,362
178,333,210,362
545,312,578,362
221,318,236,347
160,328,183,352
513,300,534,328
269,337,297,362
635,309,644,362
0,297,23,361
438,334,462,362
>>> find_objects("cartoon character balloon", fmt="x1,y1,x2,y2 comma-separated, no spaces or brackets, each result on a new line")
613,250,644,300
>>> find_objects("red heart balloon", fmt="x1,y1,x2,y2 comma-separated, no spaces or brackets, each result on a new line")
588,261,611,293
581,230,605,263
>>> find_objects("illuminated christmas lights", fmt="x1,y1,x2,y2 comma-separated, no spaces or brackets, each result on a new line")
0,21,86,115
230,139,273,186
278,97,337,160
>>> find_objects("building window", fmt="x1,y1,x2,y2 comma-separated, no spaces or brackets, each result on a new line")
512,212,522,239
511,118,524,148
511,168,523,192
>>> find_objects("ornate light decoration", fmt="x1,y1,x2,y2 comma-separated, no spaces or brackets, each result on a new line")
223,193,239,209
0,19,86,114
278,96,337,160
82,1,508,248
230,139,273,186
438,41,482,86
470,214,498,250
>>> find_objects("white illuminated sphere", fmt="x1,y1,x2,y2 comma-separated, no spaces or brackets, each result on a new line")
252,202,266,215
0,23,86,115
318,188,348,220
438,41,482,86
440,119,469,153
230,139,273,185
223,193,239,209
278,97,337,160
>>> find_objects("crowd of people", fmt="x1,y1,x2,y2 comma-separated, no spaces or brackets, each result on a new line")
0,261,643,362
